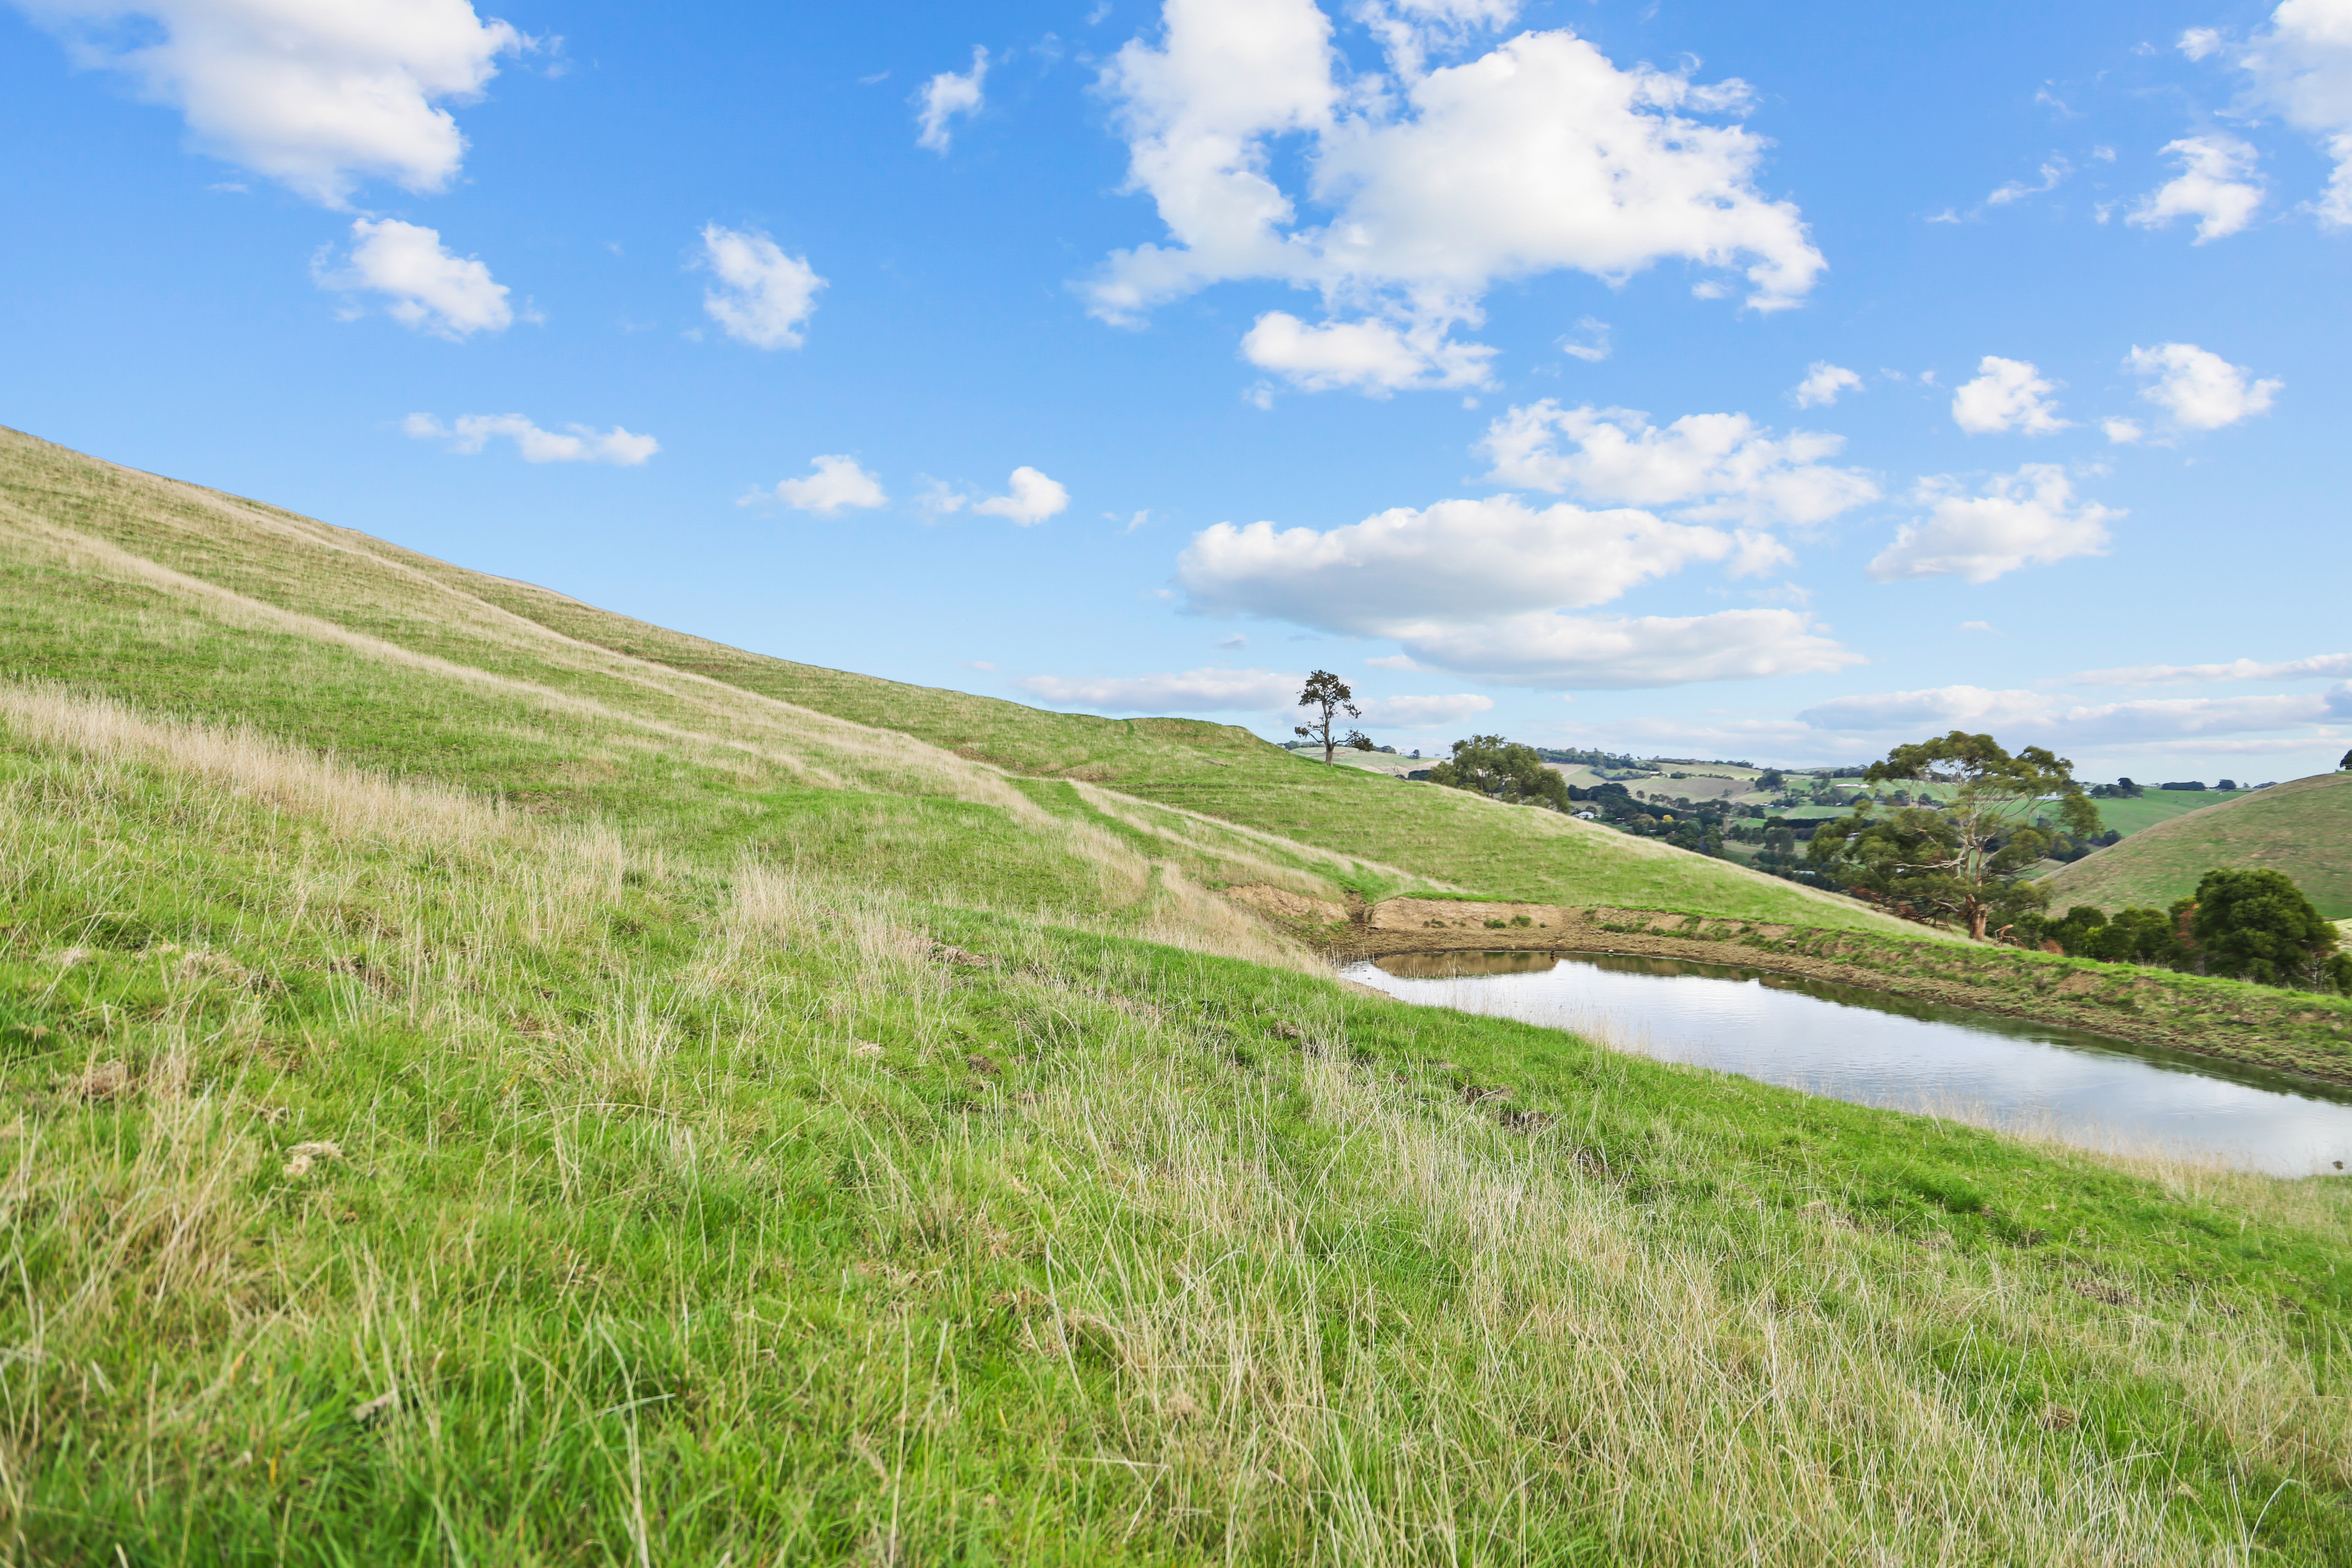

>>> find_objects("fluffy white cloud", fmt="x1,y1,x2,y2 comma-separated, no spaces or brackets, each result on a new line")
1791,362,1862,408
1798,683,2352,746
1393,609,1862,689
699,225,824,349
1355,692,1494,726
318,217,511,337
2239,0,2352,224
2123,341,2282,431
1241,311,1495,393
2067,651,2352,686
21,0,524,206
1868,465,2118,583
1478,402,1878,529
2101,416,2144,444
1176,490,1854,689
1181,493,1736,629
2180,27,2226,61
1092,0,1822,393
1016,667,1301,712
2128,135,2265,242
1949,355,2069,435
916,46,987,153
973,466,1070,524
403,413,658,465
750,455,888,514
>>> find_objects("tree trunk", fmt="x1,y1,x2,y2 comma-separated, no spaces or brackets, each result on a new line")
1967,901,1990,941
1323,737,1335,765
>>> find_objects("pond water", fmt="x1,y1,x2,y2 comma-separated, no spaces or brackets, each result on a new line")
1341,949,2352,1177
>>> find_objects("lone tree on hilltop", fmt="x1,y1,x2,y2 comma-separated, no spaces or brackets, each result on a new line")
1294,670,1372,765
1426,734,1572,811
2340,748,2352,771
1807,731,2101,940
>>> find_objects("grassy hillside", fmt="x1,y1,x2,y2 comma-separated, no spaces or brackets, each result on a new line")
2042,770,2352,918
7,427,2352,1562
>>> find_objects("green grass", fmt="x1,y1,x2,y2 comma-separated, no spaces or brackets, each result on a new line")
7,425,2352,1563
2043,771,2352,919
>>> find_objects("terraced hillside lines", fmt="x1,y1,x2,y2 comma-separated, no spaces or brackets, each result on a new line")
0,424,1921,936
2040,770,2352,918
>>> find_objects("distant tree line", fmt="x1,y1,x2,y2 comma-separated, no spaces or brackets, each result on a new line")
2009,870,2351,995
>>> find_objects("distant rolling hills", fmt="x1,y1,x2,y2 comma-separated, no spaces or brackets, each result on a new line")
2038,770,2352,918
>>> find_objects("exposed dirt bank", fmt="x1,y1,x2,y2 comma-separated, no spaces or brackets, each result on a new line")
1222,887,2352,1089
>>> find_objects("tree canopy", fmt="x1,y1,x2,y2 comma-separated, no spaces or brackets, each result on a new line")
1425,735,1572,812
2190,868,2341,989
1807,731,2100,940
1292,671,1370,765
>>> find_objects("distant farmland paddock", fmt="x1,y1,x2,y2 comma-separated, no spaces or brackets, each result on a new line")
2038,771,2352,918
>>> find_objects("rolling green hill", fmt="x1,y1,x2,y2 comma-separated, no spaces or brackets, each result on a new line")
6,425,2352,1563
2040,770,2352,918
0,424,1919,937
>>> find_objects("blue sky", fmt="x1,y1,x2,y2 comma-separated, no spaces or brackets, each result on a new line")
4,0,2349,781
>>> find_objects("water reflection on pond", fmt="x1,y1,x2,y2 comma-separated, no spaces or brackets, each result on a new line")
1342,949,2352,1177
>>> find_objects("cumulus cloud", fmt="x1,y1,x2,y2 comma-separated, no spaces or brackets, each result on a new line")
2067,651,2352,686
1182,493,1736,628
1478,402,1879,529
973,466,1070,524
699,224,824,349
1868,465,2118,583
2128,135,2265,242
2238,0,2352,224
1791,362,1862,409
21,0,524,206
318,217,511,337
916,46,987,152
1949,356,2069,435
1176,490,1855,689
749,455,888,514
402,413,658,465
2101,416,2145,445
1241,311,1496,393
2180,27,2226,61
1091,0,1823,393
1016,667,1301,713
2123,341,2282,431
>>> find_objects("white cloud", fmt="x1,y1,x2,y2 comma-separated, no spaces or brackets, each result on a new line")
973,466,1070,524
749,454,888,514
2101,416,2144,444
1176,488,1855,689
1354,692,1495,727
1559,316,1611,362
1868,465,2118,583
1988,156,2071,206
403,413,658,465
2067,651,2352,686
1958,620,1997,633
698,224,824,349
1017,666,1302,712
21,0,524,206
1949,356,2069,435
1478,401,1879,529
1091,0,1822,394
1181,493,1737,628
1240,311,1495,392
1791,362,1862,409
1364,653,1420,670
1393,608,1862,689
318,218,511,337
2239,0,2352,224
1797,684,2350,747
2128,135,2264,242
915,46,988,152
2180,27,2225,61
2123,341,2282,431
